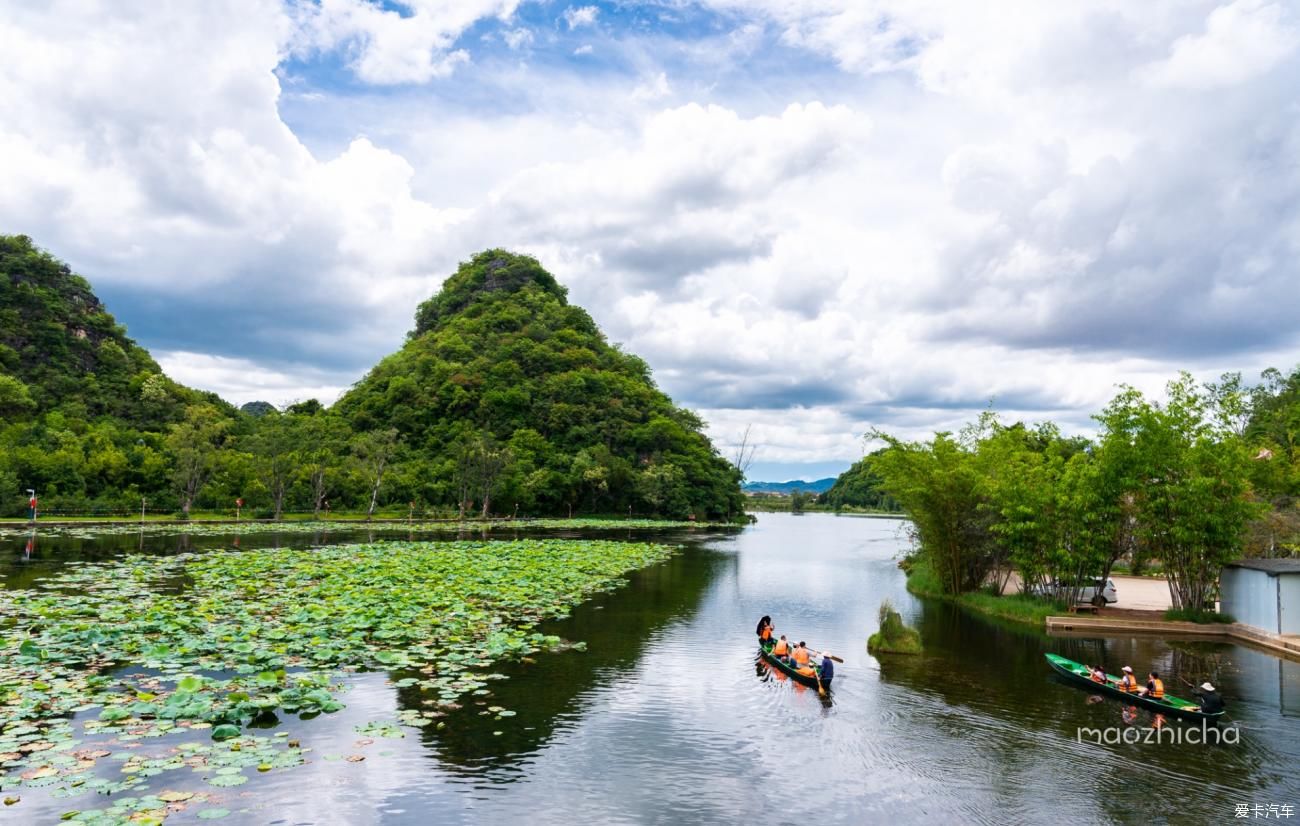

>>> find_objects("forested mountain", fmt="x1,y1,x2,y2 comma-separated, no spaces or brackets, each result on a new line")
0,238,743,519
0,235,208,424
335,250,744,518
742,478,836,494
816,454,900,511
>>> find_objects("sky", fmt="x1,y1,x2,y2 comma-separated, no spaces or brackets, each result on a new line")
2,0,1299,482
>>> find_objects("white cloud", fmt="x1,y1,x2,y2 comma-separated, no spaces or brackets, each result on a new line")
630,71,672,102
573,43,594,56
1141,0,1299,90
562,5,599,30
289,0,519,84
502,26,534,50
4,0,1300,478
157,352,348,407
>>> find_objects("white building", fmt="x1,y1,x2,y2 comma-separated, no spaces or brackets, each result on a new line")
1221,559,1300,636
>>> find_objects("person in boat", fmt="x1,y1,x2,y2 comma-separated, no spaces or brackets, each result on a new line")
1194,682,1225,714
1086,665,1106,684
756,616,773,644
795,663,817,680
771,635,790,660
791,642,811,667
819,651,834,684
1140,671,1165,700
1116,666,1138,693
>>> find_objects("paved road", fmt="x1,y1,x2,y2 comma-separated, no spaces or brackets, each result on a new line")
1000,572,1172,610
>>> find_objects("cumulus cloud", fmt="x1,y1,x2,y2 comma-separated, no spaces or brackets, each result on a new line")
4,0,1300,478
562,5,599,30
289,0,520,84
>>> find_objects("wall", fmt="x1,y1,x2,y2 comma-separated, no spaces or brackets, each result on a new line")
1222,567,1279,634
1280,573,1300,636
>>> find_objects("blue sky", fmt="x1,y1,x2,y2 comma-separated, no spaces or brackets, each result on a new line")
4,0,1300,482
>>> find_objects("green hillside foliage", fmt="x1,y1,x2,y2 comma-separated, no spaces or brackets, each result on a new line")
817,452,901,512
336,250,744,519
0,235,199,424
0,236,233,514
0,240,743,519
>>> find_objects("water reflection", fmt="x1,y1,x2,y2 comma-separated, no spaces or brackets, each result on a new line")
3,515,1298,825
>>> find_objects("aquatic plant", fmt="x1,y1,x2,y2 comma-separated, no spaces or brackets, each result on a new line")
867,598,922,655
0,538,678,819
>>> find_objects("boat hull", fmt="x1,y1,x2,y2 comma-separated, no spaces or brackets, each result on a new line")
759,642,832,689
1045,654,1224,722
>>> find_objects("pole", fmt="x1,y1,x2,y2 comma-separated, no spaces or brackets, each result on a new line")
141,497,147,526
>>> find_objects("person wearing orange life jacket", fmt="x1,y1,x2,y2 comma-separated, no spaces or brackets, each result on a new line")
756,616,773,643
1116,666,1138,693
1141,671,1165,700
796,663,817,679
1085,665,1105,684
771,635,790,659
791,642,810,666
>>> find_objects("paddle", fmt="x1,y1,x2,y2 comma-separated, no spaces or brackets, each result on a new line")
814,665,826,697
811,649,844,664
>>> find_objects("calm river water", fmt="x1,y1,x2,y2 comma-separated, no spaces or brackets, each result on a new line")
3,513,1299,825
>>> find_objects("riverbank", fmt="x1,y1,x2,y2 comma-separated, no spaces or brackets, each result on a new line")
0,516,734,538
902,558,1065,627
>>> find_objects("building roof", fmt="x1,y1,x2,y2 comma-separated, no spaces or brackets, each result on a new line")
1226,558,1300,575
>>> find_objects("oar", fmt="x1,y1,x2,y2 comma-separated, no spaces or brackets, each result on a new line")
811,649,844,664
814,665,826,697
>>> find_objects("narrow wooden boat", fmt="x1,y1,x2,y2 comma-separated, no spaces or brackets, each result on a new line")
1045,654,1224,722
759,641,832,689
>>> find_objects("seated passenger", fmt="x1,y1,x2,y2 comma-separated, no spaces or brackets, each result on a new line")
772,635,790,659
1142,671,1165,700
791,642,810,666
1116,666,1138,693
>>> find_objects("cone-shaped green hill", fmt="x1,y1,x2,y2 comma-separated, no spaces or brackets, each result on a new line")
335,250,744,518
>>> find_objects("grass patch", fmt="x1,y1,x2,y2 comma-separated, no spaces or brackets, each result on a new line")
1163,607,1236,624
867,598,922,655
903,556,1065,627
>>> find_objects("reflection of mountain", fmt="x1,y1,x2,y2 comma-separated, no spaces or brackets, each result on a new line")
399,540,735,774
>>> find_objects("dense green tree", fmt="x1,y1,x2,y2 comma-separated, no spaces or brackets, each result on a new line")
870,429,994,594
166,405,232,517
1096,375,1258,611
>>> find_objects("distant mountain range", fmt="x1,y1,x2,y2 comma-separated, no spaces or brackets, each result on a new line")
742,478,837,495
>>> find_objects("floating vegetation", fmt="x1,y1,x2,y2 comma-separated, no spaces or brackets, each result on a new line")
0,538,678,821
0,518,722,541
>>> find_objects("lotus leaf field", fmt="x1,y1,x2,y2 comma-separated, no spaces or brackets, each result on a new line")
0,538,678,822
0,518,715,541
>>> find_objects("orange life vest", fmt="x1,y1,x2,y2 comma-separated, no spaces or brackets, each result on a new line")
1118,674,1136,693
760,627,772,641
772,639,789,656
797,665,816,678
1090,671,1105,683
1149,678,1164,699
792,647,810,665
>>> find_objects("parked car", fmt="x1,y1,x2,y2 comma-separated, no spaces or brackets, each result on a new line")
1028,576,1118,606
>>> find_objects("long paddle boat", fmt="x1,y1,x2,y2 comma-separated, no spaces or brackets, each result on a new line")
759,641,832,689
1045,653,1224,722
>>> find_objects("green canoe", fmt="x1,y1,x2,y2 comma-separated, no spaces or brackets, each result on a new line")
1045,653,1224,722
759,641,832,689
